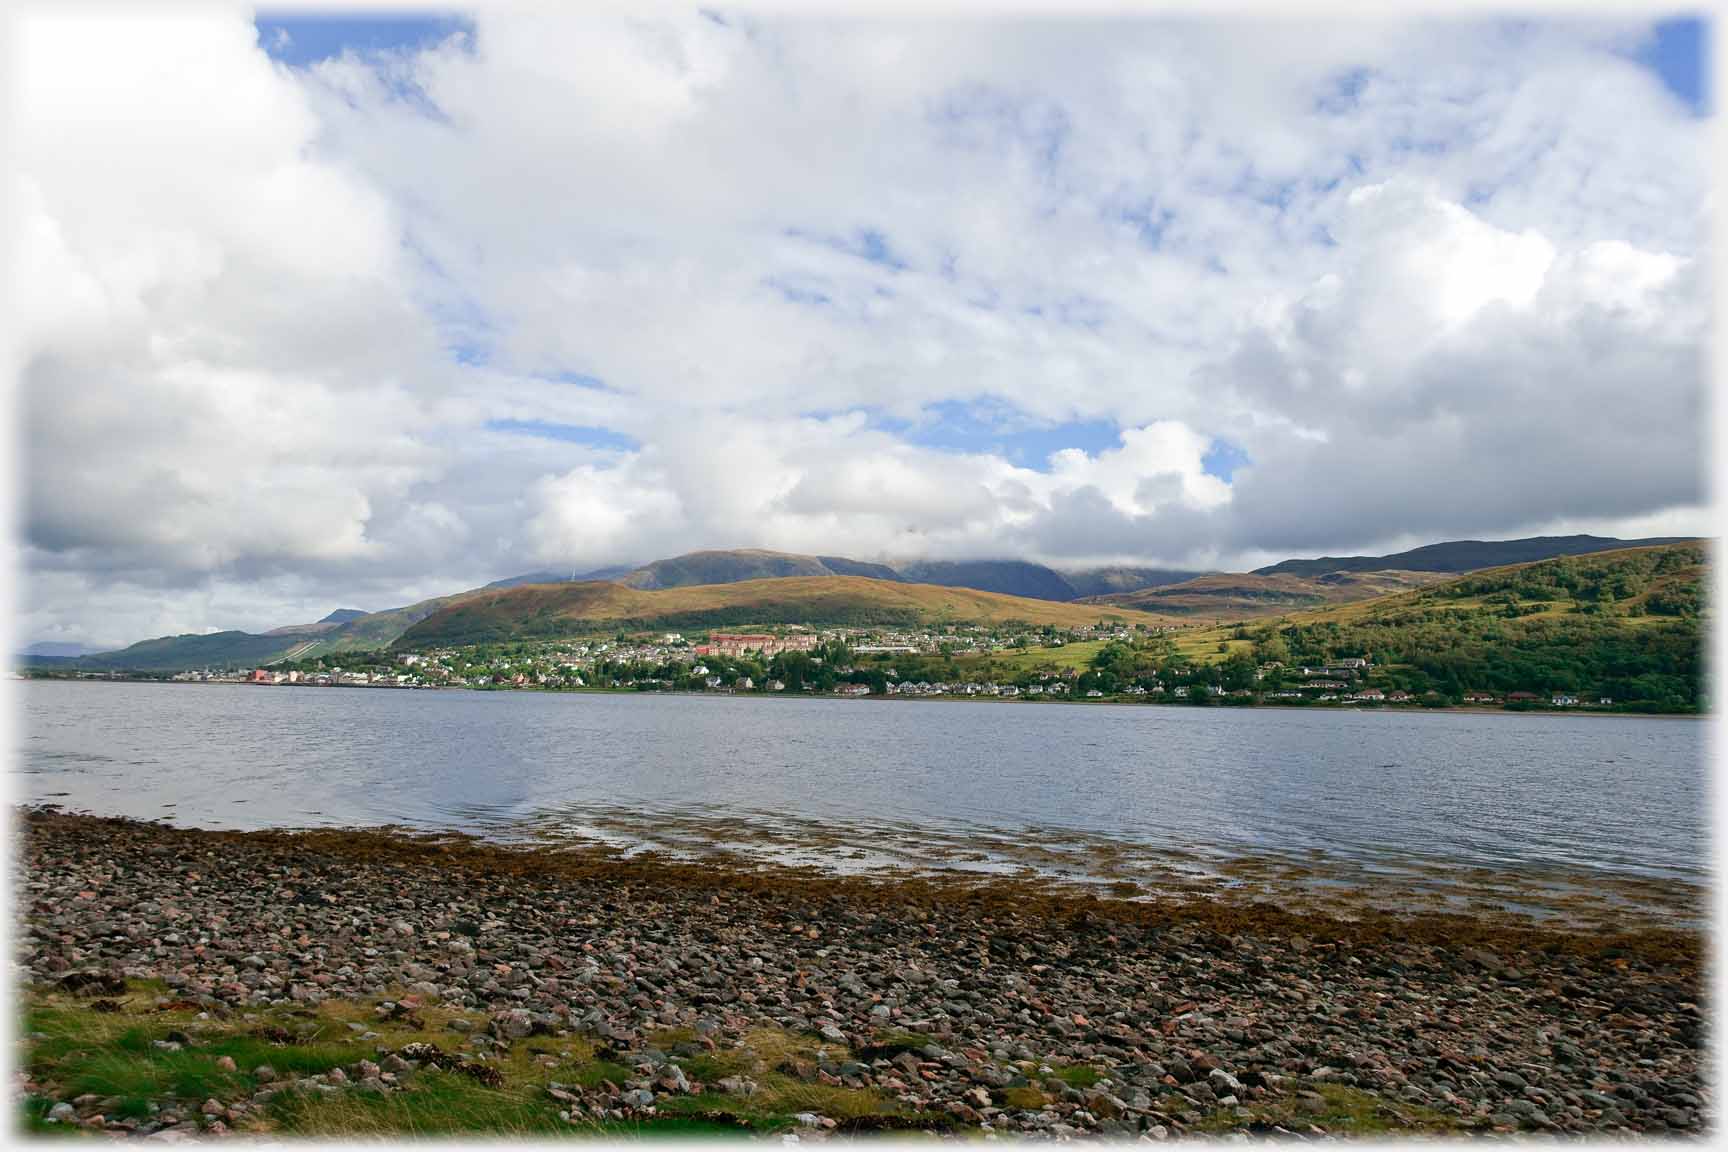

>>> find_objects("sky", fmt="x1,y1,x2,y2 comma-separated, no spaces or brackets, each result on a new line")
11,5,1713,649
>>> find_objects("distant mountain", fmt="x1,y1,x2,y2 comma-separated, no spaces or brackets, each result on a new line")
58,535,1698,675
34,591,466,674
895,559,1077,601
813,555,906,582
484,565,634,590
485,550,1200,602
1255,535,1697,578
17,641,97,658
1087,569,1451,619
617,549,903,590
1062,566,1206,598
397,575,1169,648
41,630,313,674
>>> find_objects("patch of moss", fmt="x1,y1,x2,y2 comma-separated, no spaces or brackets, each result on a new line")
1048,1064,1103,1088
1191,1082,1463,1135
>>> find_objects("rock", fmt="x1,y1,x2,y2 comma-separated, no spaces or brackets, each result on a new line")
717,1076,759,1097
48,1103,76,1123
215,1056,237,1073
253,1065,277,1083
493,1009,535,1039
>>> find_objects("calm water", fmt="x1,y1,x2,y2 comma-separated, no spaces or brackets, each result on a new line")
14,680,1708,891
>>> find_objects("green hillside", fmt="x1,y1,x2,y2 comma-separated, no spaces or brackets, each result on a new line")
58,631,305,673
29,594,463,673
1085,569,1449,618
1184,543,1707,710
1254,533,1696,577
397,575,1170,647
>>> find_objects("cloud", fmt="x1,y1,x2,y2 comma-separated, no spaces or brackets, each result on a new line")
12,9,1709,647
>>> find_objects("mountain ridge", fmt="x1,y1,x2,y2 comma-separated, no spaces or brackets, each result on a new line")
25,534,1699,673
1254,534,1697,578
396,575,1172,648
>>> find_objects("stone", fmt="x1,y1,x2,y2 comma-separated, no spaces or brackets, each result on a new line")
717,1077,759,1098
1209,1068,1244,1095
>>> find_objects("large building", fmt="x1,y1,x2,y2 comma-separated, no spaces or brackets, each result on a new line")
695,632,820,657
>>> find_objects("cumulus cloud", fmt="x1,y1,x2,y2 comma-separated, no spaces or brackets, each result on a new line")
11,8,1709,647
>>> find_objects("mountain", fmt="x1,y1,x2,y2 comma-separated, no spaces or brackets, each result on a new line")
34,592,465,674
1254,534,1697,578
893,559,1078,601
1187,543,1706,711
397,576,1171,648
1087,570,1452,620
320,609,368,624
42,630,316,674
617,549,904,590
487,550,1203,602
484,565,634,590
1062,566,1207,598
17,641,98,658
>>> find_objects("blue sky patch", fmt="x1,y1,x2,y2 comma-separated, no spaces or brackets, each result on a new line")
785,226,909,271
485,420,637,450
865,400,1121,471
255,11,473,67
1635,16,1708,114
1201,439,1251,482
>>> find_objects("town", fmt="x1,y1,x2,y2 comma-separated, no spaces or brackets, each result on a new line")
109,622,1623,712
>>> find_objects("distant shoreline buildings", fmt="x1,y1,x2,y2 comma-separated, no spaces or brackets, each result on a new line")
694,632,820,658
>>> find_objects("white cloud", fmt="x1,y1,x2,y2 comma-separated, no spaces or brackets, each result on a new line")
11,9,1710,647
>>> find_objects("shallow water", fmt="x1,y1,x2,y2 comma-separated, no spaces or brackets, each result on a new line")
15,680,1707,922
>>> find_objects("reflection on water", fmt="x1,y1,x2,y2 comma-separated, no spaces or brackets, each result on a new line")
18,679,1707,927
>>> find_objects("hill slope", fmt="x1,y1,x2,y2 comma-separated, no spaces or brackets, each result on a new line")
1255,534,1696,578
397,576,1170,647
1087,570,1450,619
39,594,466,673
894,559,1079,601
488,551,1199,601
1063,566,1207,598
617,549,903,590
1188,543,1707,710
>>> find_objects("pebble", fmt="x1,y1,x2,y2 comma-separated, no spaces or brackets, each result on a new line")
16,809,1708,1139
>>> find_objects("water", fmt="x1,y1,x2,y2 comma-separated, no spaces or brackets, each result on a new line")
14,680,1708,919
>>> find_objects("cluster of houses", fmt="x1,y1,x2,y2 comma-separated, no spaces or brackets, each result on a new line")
693,632,820,658
884,680,1074,698
1463,691,1612,707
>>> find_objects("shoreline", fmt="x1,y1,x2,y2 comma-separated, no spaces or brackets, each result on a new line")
20,673,1704,719
15,809,1707,1138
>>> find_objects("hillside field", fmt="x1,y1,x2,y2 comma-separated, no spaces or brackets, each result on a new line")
397,576,1175,647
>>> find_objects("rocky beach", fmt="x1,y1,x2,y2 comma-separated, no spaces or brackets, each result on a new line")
15,808,1708,1140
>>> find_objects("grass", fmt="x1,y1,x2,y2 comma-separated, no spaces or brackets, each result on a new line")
19,982,915,1139
1047,1064,1103,1088
963,639,1109,673
1189,1082,1464,1135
